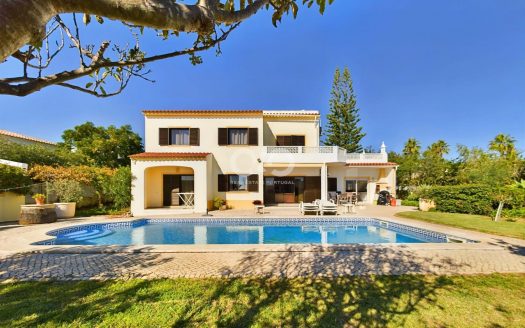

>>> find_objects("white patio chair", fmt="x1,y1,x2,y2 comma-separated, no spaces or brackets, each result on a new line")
318,199,338,215
299,201,320,215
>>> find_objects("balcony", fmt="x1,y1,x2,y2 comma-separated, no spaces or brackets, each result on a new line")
261,146,388,164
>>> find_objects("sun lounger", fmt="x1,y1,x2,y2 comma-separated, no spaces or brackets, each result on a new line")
300,201,320,215
317,199,338,215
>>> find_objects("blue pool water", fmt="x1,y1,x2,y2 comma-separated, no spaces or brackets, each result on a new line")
34,218,451,245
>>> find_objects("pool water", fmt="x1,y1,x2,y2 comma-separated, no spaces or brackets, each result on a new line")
35,218,450,245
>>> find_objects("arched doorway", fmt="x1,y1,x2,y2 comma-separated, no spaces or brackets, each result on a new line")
144,166,195,209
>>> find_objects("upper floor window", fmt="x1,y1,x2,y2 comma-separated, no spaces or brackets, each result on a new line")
228,128,248,145
218,128,258,146
276,135,305,146
159,128,199,146
170,128,190,145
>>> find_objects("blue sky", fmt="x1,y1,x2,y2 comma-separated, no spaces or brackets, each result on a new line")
0,0,524,155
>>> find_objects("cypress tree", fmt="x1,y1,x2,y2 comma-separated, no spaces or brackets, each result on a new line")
324,67,365,152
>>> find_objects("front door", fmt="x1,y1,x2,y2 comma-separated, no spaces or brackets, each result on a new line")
303,176,321,203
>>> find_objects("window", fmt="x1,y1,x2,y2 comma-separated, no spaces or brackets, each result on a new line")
159,128,199,146
345,180,368,192
228,128,248,145
218,128,258,146
229,175,248,191
170,128,190,145
218,174,259,192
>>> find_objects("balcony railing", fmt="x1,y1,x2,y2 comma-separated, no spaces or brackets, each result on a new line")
261,146,388,164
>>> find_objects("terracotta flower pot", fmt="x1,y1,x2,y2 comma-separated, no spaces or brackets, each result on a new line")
35,198,45,206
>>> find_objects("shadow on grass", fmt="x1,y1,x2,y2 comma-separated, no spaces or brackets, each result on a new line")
0,245,467,327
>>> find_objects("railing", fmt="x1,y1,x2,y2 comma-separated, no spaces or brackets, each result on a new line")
262,146,388,163
177,192,194,208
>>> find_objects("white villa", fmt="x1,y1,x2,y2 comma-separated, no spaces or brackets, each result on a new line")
130,109,397,216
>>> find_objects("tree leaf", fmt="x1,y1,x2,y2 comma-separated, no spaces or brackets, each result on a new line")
83,14,91,25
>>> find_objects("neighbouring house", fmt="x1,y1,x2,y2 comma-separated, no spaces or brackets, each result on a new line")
130,109,397,215
0,129,57,149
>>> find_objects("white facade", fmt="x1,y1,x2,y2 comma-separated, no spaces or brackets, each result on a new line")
130,110,397,216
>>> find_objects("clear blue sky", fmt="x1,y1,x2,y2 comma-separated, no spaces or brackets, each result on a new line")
1,0,524,155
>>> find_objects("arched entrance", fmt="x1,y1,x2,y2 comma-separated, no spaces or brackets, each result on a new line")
144,166,195,209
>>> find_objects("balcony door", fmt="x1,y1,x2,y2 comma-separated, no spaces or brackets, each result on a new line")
276,135,305,146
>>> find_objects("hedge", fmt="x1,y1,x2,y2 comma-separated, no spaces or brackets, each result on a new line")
420,184,494,216
0,164,33,195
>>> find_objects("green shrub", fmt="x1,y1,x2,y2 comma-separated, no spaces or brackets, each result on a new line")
401,200,419,207
105,167,132,210
48,179,83,203
0,164,32,195
420,184,494,215
213,197,225,210
501,208,525,219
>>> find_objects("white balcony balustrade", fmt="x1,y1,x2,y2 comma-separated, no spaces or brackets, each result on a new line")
261,146,388,164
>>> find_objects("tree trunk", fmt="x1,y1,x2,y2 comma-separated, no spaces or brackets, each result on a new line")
494,201,504,222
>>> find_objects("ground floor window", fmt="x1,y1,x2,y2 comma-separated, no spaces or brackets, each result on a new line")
345,179,368,193
229,175,248,191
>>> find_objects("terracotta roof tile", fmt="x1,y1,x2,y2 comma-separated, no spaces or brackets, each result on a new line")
143,110,263,116
142,109,320,117
346,162,398,167
0,129,56,145
129,152,210,160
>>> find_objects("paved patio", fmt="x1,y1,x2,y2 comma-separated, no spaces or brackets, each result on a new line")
1,205,524,280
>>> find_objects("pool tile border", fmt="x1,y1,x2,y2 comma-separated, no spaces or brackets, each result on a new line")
33,217,476,246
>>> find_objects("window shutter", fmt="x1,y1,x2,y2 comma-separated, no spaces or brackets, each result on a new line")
248,128,258,146
276,136,285,146
218,128,228,145
159,128,169,145
218,174,228,192
189,128,200,146
248,174,259,192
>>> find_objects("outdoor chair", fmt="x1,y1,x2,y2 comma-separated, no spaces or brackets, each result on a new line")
299,201,320,215
317,199,338,215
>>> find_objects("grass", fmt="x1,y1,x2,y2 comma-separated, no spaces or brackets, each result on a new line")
396,211,525,239
0,274,524,327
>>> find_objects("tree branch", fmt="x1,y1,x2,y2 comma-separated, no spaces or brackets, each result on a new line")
1,23,239,97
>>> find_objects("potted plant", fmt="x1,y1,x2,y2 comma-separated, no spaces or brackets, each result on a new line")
213,197,226,210
48,179,83,218
32,193,46,205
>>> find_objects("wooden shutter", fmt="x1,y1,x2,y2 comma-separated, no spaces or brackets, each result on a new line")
159,128,169,145
218,174,228,192
248,174,259,192
328,177,338,192
276,136,285,146
189,128,200,146
218,128,228,145
248,128,258,146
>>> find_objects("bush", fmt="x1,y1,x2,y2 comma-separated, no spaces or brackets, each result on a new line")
501,208,525,219
48,179,83,203
0,164,32,195
105,167,132,210
213,197,225,210
419,184,494,215
401,200,419,207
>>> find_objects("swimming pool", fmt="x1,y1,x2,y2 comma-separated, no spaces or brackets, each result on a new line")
34,218,464,245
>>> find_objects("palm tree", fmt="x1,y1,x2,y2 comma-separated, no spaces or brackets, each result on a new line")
428,140,450,158
489,134,517,160
403,138,421,156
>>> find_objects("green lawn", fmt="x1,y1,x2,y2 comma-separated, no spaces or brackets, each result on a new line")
396,211,525,240
1,274,524,327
